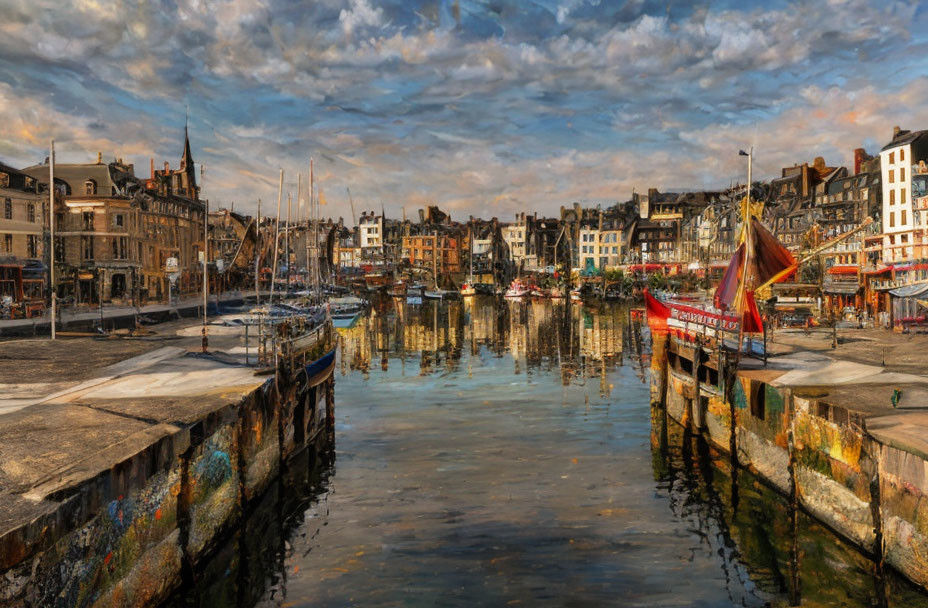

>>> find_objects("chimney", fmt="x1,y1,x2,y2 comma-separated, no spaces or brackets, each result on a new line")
97,152,103,164
894,126,901,137
164,161,170,172
853,148,867,175
150,158,155,179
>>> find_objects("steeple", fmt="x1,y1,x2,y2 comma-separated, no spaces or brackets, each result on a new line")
181,119,193,171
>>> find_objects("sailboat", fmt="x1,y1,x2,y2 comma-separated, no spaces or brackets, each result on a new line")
644,199,795,352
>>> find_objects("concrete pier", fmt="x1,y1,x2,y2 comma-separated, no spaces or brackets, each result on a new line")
652,326,928,591
0,318,335,607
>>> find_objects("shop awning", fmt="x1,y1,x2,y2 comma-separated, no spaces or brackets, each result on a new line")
863,266,892,275
889,282,928,298
827,265,858,276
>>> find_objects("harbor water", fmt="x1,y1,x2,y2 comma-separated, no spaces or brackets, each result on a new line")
170,298,928,607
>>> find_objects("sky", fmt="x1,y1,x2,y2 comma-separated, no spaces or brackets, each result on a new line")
1,0,928,222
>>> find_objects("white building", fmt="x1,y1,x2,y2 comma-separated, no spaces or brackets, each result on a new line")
879,128,928,275
502,213,527,265
359,212,383,260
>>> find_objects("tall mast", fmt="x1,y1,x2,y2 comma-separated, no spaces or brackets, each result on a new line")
270,169,283,304
286,191,292,293
255,198,261,306
49,140,56,340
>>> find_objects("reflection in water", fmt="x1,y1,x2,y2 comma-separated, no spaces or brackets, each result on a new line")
340,297,646,395
171,297,928,607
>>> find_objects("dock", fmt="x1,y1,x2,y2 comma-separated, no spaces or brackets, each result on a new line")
653,325,928,591
0,316,335,607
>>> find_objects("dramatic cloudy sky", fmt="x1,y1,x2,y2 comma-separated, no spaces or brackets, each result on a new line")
1,0,927,221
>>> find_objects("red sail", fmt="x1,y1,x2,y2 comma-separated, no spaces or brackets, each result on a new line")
643,288,670,334
742,291,764,334
714,219,795,311
714,243,744,311
750,217,796,290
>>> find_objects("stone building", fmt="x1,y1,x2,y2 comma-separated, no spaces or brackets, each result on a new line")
0,162,45,263
23,132,207,305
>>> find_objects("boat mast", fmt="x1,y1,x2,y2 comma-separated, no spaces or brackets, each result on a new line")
286,191,292,294
255,198,261,306
269,169,283,304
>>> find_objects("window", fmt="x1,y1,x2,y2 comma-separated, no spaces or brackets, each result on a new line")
890,152,895,164
113,237,128,260
890,190,896,205
901,148,905,162
902,188,907,205
3,234,11,252
902,209,907,225
55,237,64,263
27,235,36,257
3,199,10,220
902,167,907,182
82,211,94,230
890,212,895,228
113,214,124,228
84,180,96,195
890,170,895,184
27,204,35,223
81,235,94,260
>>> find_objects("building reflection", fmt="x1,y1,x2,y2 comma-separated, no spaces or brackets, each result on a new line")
337,297,646,394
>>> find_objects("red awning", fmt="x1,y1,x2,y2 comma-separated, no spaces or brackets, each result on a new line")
827,265,858,275
864,266,892,275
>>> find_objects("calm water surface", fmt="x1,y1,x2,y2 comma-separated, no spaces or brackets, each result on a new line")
171,297,928,607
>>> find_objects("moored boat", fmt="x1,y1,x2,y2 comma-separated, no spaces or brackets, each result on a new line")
504,279,531,298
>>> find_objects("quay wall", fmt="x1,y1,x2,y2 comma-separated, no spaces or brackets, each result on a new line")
653,339,928,589
0,364,334,608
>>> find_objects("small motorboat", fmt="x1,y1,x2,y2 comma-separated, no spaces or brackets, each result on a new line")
504,279,530,298
424,289,458,300
406,283,426,305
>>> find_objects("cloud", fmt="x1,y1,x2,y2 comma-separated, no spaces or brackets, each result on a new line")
0,0,926,220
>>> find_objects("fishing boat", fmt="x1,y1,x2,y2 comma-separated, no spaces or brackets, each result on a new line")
504,279,531,298
644,207,796,350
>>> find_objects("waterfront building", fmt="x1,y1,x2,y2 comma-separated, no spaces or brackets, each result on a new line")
22,132,207,305
358,211,384,263
401,232,462,276
879,127,928,271
502,213,528,267
768,156,842,254
0,162,45,264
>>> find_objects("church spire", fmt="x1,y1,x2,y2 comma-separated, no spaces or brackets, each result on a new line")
181,121,193,171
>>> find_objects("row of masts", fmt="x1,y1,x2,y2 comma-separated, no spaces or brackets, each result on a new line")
260,158,324,307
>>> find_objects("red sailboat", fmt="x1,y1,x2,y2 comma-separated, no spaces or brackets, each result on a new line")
645,214,796,350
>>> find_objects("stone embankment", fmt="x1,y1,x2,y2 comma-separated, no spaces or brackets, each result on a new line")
652,326,928,591
0,317,334,607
